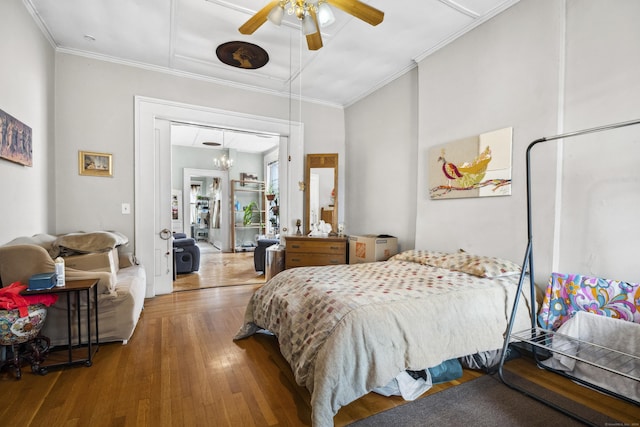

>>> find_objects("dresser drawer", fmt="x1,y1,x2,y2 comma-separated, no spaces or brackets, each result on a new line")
286,253,345,269
287,240,346,255
283,236,348,269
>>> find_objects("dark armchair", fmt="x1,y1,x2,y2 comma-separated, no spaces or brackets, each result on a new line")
173,233,200,274
254,238,279,273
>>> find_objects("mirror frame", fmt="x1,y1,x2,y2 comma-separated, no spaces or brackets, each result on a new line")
304,153,338,234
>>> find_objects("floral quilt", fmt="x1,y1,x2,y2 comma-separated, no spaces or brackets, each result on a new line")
235,252,532,427
538,272,640,331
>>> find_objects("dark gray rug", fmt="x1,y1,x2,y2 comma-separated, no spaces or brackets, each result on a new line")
348,372,619,426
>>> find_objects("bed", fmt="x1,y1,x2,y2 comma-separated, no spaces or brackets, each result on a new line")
234,249,533,426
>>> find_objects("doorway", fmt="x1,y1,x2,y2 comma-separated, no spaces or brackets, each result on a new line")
134,96,304,297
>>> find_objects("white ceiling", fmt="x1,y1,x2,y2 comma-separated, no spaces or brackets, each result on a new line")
25,0,519,107
170,122,280,152
24,0,519,152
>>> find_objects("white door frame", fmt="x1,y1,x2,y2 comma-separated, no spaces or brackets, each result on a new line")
134,96,304,297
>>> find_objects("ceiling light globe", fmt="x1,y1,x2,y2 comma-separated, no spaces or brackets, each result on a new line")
317,4,335,27
302,15,316,35
268,5,285,25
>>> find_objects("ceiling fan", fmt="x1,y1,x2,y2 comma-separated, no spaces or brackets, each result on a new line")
239,0,384,51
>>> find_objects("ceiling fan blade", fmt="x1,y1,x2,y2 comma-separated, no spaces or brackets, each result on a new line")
239,0,280,35
327,0,384,26
306,9,323,50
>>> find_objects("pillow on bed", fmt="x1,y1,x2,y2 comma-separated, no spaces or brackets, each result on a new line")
390,250,521,278
447,252,521,278
389,250,450,266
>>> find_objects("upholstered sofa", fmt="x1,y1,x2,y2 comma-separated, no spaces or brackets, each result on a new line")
0,232,146,346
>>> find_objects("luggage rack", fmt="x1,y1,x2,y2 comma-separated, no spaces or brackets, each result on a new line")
497,118,640,425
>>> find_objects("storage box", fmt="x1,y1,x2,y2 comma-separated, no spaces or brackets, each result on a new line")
63,248,119,273
28,272,57,290
348,234,398,264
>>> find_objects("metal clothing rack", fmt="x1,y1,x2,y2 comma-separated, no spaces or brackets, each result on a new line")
497,118,640,425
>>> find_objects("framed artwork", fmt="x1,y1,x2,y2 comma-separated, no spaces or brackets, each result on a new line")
0,108,32,167
78,150,113,177
428,127,512,199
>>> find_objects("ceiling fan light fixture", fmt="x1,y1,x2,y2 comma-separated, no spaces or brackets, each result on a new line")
267,4,285,25
240,0,383,51
302,15,317,35
317,3,335,27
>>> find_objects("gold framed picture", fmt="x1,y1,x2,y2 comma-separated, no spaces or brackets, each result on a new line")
78,151,113,177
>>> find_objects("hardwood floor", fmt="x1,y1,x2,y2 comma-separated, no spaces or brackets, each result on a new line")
1,277,638,425
173,243,266,292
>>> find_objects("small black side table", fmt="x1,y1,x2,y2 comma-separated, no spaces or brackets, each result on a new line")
23,278,99,371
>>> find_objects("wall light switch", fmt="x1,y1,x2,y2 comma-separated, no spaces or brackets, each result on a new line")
121,203,131,214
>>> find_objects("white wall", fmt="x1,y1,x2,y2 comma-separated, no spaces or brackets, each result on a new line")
53,54,345,246
344,69,419,251
171,146,265,191
0,0,55,244
559,0,640,282
416,0,564,283
347,0,640,287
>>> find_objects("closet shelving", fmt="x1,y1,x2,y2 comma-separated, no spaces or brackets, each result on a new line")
231,178,266,253
498,118,640,424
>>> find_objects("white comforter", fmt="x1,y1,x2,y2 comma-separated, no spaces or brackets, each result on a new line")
235,256,532,426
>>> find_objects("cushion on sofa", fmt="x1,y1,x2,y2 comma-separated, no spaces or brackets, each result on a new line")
64,248,120,274
3,234,57,253
0,243,115,295
52,231,129,257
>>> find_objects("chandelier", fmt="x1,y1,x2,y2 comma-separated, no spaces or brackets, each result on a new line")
213,153,233,171
268,0,335,34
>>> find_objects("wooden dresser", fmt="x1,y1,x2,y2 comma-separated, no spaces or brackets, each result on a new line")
284,235,347,269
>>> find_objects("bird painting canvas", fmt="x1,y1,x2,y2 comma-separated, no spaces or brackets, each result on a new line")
428,127,512,199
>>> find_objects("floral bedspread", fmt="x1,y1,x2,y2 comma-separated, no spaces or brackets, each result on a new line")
235,253,532,427
538,272,640,330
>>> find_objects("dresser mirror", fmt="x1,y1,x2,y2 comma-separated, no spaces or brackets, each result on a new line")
304,153,338,234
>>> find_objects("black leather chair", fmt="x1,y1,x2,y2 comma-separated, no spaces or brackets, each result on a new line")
173,233,201,274
254,238,279,272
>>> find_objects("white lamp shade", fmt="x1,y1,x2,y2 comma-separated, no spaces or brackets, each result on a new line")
302,15,317,35
317,3,335,27
268,5,284,25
